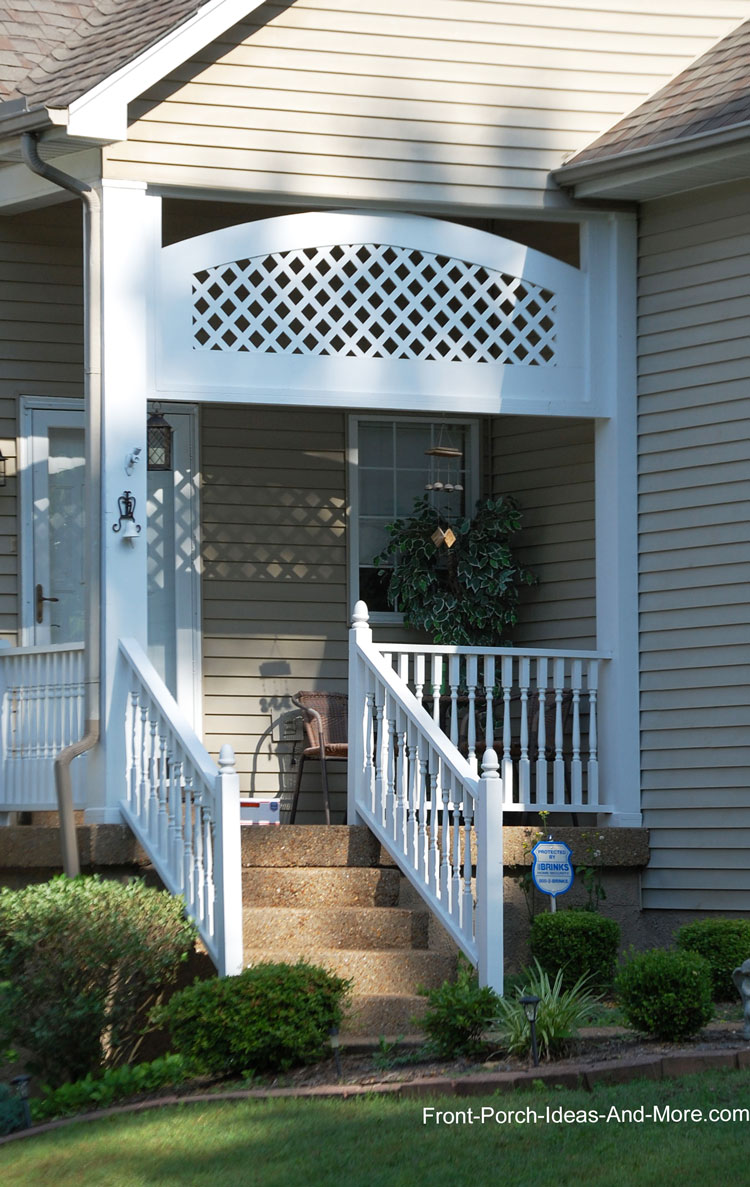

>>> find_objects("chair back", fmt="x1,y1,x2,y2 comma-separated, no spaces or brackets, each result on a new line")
292,691,348,752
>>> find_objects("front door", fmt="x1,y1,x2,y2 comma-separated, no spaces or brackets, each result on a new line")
21,400,202,729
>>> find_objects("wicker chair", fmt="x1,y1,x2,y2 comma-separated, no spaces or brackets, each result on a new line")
289,691,348,824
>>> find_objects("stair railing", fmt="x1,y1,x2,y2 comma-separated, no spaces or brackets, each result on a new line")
348,603,503,992
117,638,243,976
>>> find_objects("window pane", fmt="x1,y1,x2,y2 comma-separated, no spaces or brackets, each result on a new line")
359,468,393,515
359,519,391,565
359,566,392,612
396,423,430,467
396,467,429,514
359,422,393,467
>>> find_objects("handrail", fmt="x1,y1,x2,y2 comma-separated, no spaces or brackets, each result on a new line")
348,603,503,991
117,638,243,976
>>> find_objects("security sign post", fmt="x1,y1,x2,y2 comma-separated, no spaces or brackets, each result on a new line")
531,840,574,912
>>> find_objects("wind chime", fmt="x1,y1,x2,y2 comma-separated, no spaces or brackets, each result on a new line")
424,425,463,550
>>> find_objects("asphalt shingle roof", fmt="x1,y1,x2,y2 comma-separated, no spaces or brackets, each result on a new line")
0,0,208,108
567,16,750,167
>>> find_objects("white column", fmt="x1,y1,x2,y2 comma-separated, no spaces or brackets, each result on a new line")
588,213,641,827
347,600,372,826
86,182,161,822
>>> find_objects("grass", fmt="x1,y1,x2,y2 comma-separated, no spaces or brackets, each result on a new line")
3,1067,750,1187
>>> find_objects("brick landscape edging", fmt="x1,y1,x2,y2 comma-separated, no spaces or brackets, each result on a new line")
2,1045,750,1146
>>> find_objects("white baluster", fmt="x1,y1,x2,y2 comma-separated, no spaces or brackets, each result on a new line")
417,751,429,882
158,731,169,852
148,712,159,842
462,788,474,942
171,757,184,891
466,653,478,772
138,703,149,819
451,774,462,925
364,686,376,814
570,659,583,806
518,656,531,805
440,771,451,906
501,655,513,806
535,657,548,807
395,707,408,854
203,806,215,938
183,781,195,913
428,760,440,896
374,683,386,826
483,655,495,753
431,654,443,729
587,661,599,806
414,653,425,705
448,655,460,747
193,791,206,928
128,691,139,811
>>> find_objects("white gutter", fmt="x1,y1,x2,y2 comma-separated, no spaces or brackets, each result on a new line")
21,133,102,878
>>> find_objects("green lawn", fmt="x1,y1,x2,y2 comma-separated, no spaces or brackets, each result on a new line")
3,1067,750,1187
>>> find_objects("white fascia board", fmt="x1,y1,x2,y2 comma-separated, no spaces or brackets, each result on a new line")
64,0,268,142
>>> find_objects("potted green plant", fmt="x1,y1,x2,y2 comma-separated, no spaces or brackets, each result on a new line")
374,494,535,645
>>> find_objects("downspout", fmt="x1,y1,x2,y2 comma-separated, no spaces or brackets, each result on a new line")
21,133,101,877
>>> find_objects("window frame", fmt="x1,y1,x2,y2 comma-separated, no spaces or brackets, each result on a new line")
347,414,481,624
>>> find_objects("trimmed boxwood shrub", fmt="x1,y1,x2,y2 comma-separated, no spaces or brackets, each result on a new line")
417,959,501,1058
675,918,750,1001
0,875,196,1086
155,961,351,1076
615,948,714,1040
530,910,620,992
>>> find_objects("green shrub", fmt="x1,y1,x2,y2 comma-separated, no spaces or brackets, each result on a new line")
31,1054,189,1123
675,919,750,1001
155,962,351,1076
530,910,620,992
417,960,501,1058
615,948,714,1040
492,960,600,1061
0,876,196,1086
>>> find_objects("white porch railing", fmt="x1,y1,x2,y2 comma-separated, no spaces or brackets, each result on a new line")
0,643,85,811
376,640,610,815
348,604,503,991
117,638,243,977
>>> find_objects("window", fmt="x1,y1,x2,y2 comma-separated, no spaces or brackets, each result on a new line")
350,417,479,616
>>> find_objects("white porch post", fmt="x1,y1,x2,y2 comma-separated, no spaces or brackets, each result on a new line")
86,181,161,822
347,601,371,827
589,214,641,826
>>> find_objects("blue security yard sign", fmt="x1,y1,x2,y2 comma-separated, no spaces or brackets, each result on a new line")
531,840,574,900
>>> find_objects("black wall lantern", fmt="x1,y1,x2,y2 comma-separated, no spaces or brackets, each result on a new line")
147,405,173,471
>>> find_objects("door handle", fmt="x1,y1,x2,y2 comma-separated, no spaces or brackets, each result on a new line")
35,583,59,624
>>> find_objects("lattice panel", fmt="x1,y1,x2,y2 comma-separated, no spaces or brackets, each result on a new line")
191,243,556,365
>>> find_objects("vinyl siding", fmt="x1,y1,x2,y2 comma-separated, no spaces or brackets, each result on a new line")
490,416,596,648
200,404,349,801
638,181,750,911
104,0,749,210
0,203,83,642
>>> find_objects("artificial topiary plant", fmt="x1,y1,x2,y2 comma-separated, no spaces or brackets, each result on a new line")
375,494,535,645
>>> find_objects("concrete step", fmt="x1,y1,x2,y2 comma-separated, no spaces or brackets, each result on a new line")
342,994,429,1037
241,825,394,869
242,906,429,952
242,866,401,907
243,947,456,995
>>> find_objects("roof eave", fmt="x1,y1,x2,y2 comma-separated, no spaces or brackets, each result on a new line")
554,121,750,200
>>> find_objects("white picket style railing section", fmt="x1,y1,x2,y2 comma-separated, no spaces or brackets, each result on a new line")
376,641,609,815
0,643,85,811
348,603,503,992
117,638,243,976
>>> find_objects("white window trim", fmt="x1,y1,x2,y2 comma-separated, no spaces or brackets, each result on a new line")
347,414,481,624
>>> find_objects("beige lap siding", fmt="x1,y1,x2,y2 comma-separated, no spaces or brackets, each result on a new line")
104,1,748,210
638,180,750,910
489,416,596,649
200,404,348,804
0,203,84,643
